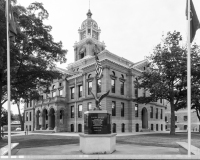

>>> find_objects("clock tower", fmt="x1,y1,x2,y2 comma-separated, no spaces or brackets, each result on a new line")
73,9,106,61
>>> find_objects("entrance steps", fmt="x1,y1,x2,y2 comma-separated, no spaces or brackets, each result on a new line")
32,130,55,134
140,128,151,132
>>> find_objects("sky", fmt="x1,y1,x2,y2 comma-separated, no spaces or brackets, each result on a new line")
4,0,200,114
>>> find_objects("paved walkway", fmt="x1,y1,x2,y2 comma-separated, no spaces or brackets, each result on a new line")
2,131,200,159
7,131,171,137
12,143,180,155
4,131,180,156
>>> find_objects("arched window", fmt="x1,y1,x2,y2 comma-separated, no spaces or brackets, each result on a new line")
88,74,91,79
60,110,64,124
78,124,82,132
112,71,115,76
112,123,116,133
29,112,32,121
151,124,153,130
121,123,125,132
52,85,55,90
26,112,28,121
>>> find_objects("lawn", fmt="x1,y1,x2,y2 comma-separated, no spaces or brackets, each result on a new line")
117,132,200,148
0,132,200,149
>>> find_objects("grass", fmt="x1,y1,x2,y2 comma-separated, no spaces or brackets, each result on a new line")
117,132,200,148
0,132,200,149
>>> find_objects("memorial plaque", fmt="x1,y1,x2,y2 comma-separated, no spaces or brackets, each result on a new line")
84,111,111,134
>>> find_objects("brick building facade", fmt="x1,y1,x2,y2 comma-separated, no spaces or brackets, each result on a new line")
24,10,166,133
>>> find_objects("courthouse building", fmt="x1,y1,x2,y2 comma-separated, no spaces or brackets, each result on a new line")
24,10,166,133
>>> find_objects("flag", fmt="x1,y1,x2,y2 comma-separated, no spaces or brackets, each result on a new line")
186,0,200,43
6,0,17,42
95,54,102,79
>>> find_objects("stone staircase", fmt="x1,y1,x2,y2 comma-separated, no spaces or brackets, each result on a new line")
140,128,151,132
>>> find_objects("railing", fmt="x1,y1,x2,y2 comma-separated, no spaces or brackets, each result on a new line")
35,96,66,106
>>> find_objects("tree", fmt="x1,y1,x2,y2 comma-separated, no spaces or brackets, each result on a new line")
134,31,187,135
1,108,14,128
176,44,200,124
0,0,67,139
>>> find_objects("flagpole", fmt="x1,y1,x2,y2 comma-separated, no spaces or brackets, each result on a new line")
187,0,191,157
6,0,11,157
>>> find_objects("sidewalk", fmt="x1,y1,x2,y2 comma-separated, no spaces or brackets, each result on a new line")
7,131,170,137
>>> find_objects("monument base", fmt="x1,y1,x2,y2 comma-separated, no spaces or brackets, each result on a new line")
79,133,117,154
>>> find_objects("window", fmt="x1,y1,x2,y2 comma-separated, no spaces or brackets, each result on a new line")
184,125,187,130
165,116,167,122
78,124,82,132
29,112,32,121
112,123,116,133
71,87,74,99
27,102,29,108
59,82,62,87
71,106,74,118
78,105,82,118
71,124,74,132
121,102,124,117
52,91,56,97
160,99,162,103
135,88,138,98
161,124,163,131
120,81,124,95
121,123,125,132
112,101,116,116
160,109,163,119
60,110,64,124
136,124,139,132
151,124,153,130
87,102,92,111
165,125,167,130
88,81,92,95
175,116,177,122
156,124,158,131
97,79,101,93
30,100,32,107
156,108,158,119
184,116,187,121
26,112,28,121
59,89,63,97
143,90,146,97
135,104,138,117
111,79,115,93
150,106,153,118
79,85,83,97
88,29,91,35
52,85,56,97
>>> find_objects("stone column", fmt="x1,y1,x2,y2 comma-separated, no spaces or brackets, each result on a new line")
36,114,39,130
41,113,45,130
54,111,58,132
48,113,52,130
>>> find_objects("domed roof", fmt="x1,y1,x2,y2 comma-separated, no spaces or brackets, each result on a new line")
81,10,98,29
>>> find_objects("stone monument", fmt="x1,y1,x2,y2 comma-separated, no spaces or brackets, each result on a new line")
79,52,117,154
